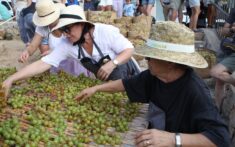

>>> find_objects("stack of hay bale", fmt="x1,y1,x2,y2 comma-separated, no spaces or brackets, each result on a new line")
86,11,152,61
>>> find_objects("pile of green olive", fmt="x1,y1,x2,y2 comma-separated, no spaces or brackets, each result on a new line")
0,69,141,146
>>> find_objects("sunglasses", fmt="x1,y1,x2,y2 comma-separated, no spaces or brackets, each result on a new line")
59,24,74,34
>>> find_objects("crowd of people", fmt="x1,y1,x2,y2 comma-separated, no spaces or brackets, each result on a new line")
0,0,234,146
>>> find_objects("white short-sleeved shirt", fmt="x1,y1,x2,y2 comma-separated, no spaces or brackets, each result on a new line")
41,23,134,67
36,26,65,50
36,26,50,39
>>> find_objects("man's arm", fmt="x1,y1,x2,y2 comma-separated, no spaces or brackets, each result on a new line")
75,79,125,100
2,60,51,98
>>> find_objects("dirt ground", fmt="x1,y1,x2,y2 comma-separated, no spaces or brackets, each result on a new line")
0,40,40,70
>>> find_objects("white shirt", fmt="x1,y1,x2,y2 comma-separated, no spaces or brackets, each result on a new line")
36,26,50,39
36,26,66,51
41,23,134,67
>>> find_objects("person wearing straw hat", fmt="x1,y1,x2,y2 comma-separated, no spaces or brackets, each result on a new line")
2,5,139,97
48,5,139,80
18,0,90,77
19,0,64,62
75,21,230,147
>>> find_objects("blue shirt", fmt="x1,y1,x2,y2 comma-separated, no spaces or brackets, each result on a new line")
0,3,11,20
66,0,79,5
123,3,135,17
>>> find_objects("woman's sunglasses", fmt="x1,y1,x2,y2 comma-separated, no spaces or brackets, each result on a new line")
59,24,74,34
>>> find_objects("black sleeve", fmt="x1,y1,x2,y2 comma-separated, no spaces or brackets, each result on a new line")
190,81,231,147
226,8,235,24
122,70,151,103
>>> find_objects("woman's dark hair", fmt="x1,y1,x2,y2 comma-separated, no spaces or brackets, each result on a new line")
73,22,94,45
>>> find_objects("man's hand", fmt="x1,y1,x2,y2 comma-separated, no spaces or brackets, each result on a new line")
97,61,116,81
135,129,175,147
19,50,30,63
75,87,97,101
2,78,14,99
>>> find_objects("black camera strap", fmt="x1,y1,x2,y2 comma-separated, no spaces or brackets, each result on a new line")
78,32,104,59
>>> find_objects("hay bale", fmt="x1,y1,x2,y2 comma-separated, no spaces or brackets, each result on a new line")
0,29,6,40
87,11,117,24
194,49,216,78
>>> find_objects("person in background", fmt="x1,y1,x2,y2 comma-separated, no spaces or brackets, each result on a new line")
98,0,113,11
19,0,63,61
187,0,201,31
113,0,123,17
210,8,235,109
160,0,171,20
76,21,231,147
123,0,135,17
140,0,155,16
17,0,36,46
206,0,216,28
2,5,139,98
84,0,96,11
0,2,11,20
66,0,79,5
168,0,184,22
19,0,90,77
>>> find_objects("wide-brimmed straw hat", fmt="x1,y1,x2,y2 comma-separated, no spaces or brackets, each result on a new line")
135,21,208,68
52,5,94,31
33,0,65,26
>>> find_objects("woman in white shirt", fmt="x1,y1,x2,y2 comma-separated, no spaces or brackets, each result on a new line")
2,5,140,97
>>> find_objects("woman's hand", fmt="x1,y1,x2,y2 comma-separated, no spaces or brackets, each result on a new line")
135,129,175,147
19,50,30,63
97,61,116,81
2,78,14,98
75,87,97,101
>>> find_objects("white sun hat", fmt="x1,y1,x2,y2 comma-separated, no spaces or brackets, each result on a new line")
51,5,94,32
135,21,208,68
33,0,65,27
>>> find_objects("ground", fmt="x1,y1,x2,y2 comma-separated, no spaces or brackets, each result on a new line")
0,40,40,70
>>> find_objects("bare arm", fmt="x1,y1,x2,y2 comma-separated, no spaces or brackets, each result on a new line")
26,33,43,56
2,60,51,97
75,79,125,101
114,48,134,65
135,129,216,147
19,33,43,63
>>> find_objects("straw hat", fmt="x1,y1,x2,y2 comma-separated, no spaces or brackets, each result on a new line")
52,5,94,31
135,21,208,68
33,0,65,26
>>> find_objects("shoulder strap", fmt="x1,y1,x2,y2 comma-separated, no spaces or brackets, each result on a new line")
89,32,104,57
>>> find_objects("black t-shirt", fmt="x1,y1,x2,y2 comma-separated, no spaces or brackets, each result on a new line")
226,8,235,24
122,68,230,147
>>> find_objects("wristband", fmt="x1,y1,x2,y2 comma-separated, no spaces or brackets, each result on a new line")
175,133,182,147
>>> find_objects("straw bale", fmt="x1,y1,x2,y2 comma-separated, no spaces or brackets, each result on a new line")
194,49,216,78
128,23,150,40
111,23,128,37
87,11,116,24
114,17,133,27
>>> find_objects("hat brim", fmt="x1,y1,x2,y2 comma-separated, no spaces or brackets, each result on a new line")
135,44,208,68
51,18,94,32
33,4,62,26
